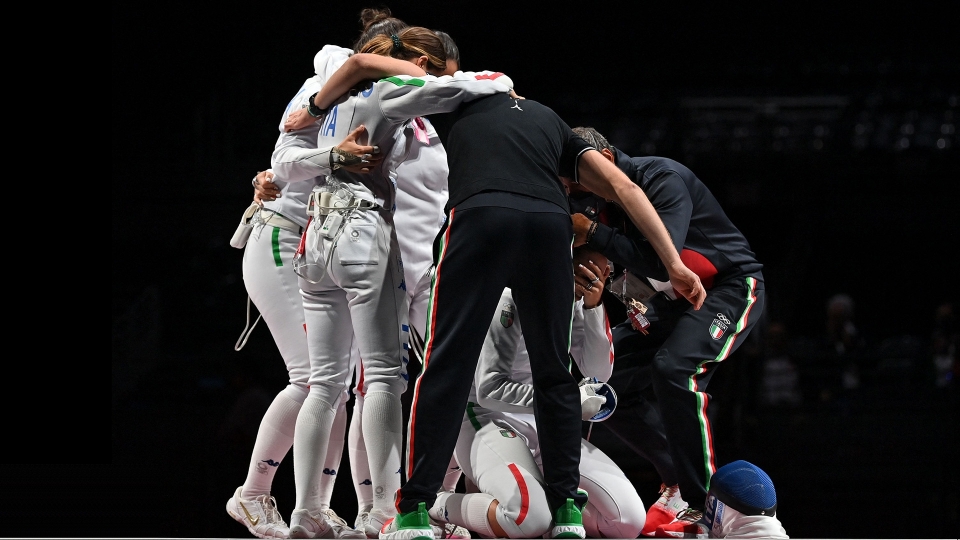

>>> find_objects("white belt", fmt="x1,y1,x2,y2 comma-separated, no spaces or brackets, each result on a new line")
258,210,303,234
308,188,380,222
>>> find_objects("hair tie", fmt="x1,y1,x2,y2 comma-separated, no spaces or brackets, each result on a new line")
390,34,403,53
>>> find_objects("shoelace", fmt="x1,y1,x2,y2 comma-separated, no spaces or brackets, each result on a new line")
675,508,704,522
355,511,370,528
258,495,286,526
659,484,680,503
324,509,351,529
445,523,468,538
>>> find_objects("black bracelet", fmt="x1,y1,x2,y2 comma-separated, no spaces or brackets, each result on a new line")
306,92,328,118
586,220,599,243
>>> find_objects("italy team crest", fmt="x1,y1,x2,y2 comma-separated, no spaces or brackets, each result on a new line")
500,303,514,328
709,313,731,340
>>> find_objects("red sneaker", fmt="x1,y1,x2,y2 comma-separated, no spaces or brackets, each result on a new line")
654,508,708,539
640,484,688,537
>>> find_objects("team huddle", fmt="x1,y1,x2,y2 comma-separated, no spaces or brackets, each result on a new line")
225,7,788,540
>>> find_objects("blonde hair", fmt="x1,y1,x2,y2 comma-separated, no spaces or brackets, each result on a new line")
359,26,446,74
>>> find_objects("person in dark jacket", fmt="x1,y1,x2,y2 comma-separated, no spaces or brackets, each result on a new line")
567,126,765,538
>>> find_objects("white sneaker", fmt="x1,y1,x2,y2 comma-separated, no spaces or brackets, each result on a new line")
355,511,371,536
226,486,290,539
356,509,391,538
323,508,367,539
290,508,333,539
429,519,471,539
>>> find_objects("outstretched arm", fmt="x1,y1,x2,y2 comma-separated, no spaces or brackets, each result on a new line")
576,150,707,309
313,53,426,109
284,54,427,132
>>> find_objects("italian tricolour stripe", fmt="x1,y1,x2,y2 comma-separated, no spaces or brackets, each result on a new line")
690,277,758,483
407,209,455,474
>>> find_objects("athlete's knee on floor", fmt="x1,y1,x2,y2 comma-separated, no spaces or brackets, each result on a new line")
583,499,646,539
478,466,551,538
494,495,551,538
579,473,646,539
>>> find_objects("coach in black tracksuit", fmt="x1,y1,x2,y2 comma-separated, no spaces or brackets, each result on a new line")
397,94,707,525
569,127,765,523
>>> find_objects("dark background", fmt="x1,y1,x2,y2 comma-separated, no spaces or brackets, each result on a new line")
70,1,960,538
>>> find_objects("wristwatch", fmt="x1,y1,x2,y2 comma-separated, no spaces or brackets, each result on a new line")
306,92,328,118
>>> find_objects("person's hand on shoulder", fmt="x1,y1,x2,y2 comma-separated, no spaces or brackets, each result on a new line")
284,108,315,133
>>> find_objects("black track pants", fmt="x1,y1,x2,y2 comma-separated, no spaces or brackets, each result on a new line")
607,275,764,507
398,205,588,514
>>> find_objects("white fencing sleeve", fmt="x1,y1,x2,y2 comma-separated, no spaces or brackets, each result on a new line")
270,77,336,183
570,300,615,382
269,47,352,182
375,71,514,124
475,289,536,413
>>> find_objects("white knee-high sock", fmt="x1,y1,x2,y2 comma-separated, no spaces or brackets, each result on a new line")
317,399,348,510
431,492,499,538
293,394,336,511
349,395,373,512
361,390,403,517
242,384,307,499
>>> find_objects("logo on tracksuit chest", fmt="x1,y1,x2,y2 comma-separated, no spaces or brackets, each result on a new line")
500,303,514,328
709,313,731,339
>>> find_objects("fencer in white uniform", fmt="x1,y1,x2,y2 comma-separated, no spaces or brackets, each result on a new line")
263,40,465,539
346,115,456,537
271,32,513,538
224,44,379,540
431,254,647,539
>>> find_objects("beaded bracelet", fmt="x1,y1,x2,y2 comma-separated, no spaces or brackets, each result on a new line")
586,220,599,243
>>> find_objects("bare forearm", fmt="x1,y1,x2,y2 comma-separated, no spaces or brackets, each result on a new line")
313,54,426,109
577,151,681,267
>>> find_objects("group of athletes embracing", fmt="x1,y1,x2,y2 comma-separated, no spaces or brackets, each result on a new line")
225,6,788,540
